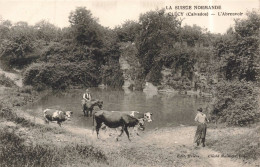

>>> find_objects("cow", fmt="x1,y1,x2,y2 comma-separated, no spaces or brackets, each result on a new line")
93,110,145,141
82,99,103,117
43,109,73,127
101,111,152,135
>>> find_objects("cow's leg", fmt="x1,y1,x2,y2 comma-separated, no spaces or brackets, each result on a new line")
86,109,89,117
116,126,125,141
57,121,61,127
133,127,139,136
96,122,102,139
101,123,107,133
44,118,49,124
90,109,93,117
124,126,131,141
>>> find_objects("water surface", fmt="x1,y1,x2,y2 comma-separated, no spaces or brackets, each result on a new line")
23,88,210,130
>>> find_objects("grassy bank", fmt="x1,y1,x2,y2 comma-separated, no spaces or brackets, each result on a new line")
0,127,107,167
207,125,260,162
0,105,108,167
0,77,110,166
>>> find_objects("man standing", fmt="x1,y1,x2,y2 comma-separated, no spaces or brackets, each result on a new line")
194,108,209,147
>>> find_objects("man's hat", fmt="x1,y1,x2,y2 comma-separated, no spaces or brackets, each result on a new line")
197,108,203,112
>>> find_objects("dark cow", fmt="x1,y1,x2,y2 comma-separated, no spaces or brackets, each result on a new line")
93,110,145,141
102,111,152,135
44,109,73,126
82,99,103,117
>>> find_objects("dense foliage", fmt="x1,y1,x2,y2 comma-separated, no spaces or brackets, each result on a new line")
0,7,124,89
135,9,181,84
210,11,260,126
214,12,260,82
212,80,259,125
23,62,100,90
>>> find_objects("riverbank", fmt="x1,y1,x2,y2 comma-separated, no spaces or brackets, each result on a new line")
0,84,259,166
2,107,259,167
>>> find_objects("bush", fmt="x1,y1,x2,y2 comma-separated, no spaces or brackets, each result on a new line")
23,62,100,90
0,74,16,87
19,85,34,94
211,80,260,126
101,62,124,88
0,107,35,127
146,63,163,86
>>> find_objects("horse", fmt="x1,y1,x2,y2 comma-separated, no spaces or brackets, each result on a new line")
82,99,103,117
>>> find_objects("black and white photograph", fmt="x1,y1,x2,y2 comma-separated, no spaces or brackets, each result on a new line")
0,0,259,166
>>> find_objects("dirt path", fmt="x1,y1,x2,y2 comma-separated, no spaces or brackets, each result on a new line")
198,148,250,167
14,110,252,167
137,127,250,167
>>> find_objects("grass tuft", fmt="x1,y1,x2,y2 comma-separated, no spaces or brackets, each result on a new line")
207,126,260,161
0,128,108,167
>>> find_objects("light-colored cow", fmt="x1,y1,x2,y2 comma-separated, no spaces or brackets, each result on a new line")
44,109,73,126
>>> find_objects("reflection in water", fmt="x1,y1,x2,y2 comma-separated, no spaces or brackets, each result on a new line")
122,87,132,95
143,82,158,99
22,88,210,130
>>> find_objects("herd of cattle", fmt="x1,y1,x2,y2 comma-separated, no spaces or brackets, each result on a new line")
43,99,153,141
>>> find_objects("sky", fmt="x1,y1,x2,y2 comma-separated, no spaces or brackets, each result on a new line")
0,0,259,34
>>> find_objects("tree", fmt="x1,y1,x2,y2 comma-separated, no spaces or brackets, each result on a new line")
115,20,141,42
0,21,36,68
69,7,104,47
34,20,60,42
0,20,12,40
135,9,182,85
210,11,260,126
214,11,260,81
181,25,203,47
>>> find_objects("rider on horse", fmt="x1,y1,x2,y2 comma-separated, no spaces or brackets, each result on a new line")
82,88,103,117
83,88,92,102
82,88,92,116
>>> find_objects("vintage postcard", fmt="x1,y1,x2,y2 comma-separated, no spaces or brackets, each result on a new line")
0,0,259,166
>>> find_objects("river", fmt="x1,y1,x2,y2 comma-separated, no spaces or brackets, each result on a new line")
22,87,211,130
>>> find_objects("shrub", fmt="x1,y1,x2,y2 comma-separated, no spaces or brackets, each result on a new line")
0,74,16,87
146,63,163,86
19,85,34,94
211,80,260,126
101,62,124,88
23,62,100,90
0,107,35,127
